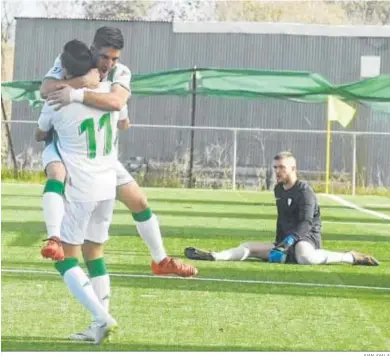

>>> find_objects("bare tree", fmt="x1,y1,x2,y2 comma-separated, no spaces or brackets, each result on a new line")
148,0,216,21
338,0,390,25
39,0,83,18
79,0,216,22
81,0,150,20
216,0,346,24
1,1,22,167
1,1,21,47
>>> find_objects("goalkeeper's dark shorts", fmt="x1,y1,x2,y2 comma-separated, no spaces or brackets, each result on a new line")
275,237,319,264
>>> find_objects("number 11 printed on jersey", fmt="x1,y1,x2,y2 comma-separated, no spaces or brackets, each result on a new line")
79,113,113,159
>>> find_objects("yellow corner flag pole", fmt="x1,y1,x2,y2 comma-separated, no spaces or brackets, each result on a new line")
325,115,332,194
326,96,357,194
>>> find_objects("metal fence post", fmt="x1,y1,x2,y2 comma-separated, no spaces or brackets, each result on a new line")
352,133,357,196
1,98,18,178
232,129,237,190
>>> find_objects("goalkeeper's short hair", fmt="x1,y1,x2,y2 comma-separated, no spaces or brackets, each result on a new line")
274,151,295,161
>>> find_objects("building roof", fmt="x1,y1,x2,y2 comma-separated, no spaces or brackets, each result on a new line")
15,16,172,23
173,22,390,37
15,17,390,37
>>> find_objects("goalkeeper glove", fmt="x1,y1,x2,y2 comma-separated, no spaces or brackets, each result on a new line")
269,234,297,263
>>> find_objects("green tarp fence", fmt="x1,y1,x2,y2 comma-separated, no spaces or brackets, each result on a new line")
2,68,390,113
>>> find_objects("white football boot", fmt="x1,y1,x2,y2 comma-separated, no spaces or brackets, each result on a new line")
71,317,117,344
71,322,97,342
93,318,118,345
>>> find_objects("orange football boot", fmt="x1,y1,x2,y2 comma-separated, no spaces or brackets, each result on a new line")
41,236,64,261
151,257,198,277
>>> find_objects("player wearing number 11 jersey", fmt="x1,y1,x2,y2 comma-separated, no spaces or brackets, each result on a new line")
39,84,119,202
36,40,120,344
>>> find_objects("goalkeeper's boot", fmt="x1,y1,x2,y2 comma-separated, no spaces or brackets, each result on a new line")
41,236,64,261
151,257,198,277
184,247,216,261
350,251,380,266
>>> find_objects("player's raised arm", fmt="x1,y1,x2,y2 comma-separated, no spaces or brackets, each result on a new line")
83,82,129,111
47,82,129,112
40,56,100,98
83,63,131,111
46,26,131,112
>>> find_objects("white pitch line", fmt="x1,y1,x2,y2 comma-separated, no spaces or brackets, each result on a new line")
1,182,44,187
325,194,390,221
2,268,390,291
322,220,389,227
365,204,390,208
0,182,268,195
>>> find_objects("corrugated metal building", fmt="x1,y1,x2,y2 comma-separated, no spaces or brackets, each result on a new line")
10,18,390,186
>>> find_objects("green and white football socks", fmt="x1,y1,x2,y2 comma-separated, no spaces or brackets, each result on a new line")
133,208,167,264
71,258,115,343
55,258,113,325
43,179,65,237
86,258,110,311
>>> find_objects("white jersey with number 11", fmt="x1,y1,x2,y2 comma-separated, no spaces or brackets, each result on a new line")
38,82,120,202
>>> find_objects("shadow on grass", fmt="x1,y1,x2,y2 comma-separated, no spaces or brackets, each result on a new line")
1,193,352,210
2,205,386,223
1,221,389,248
2,264,389,300
0,335,324,352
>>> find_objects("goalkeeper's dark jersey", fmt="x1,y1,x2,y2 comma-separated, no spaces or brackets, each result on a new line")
274,180,321,249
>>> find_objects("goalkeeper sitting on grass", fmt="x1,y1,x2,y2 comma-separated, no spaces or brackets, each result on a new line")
185,152,379,267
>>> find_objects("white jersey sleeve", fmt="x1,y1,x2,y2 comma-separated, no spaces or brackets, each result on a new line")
109,63,131,92
37,103,54,131
44,54,65,80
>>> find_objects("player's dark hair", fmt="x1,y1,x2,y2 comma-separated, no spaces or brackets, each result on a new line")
274,151,295,160
61,39,95,77
92,26,124,50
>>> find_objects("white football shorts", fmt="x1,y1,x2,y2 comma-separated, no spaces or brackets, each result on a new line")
42,142,62,170
42,143,135,187
60,199,115,245
115,160,135,186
